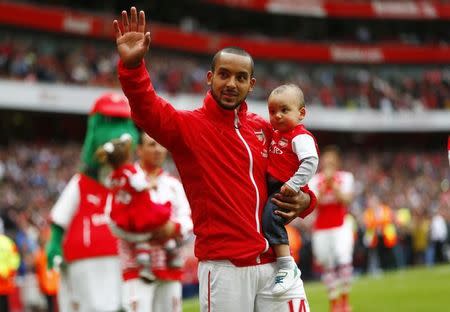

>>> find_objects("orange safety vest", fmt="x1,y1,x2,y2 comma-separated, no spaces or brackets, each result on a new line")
363,205,397,248
0,272,16,295
286,225,302,264
0,235,20,295
35,248,59,295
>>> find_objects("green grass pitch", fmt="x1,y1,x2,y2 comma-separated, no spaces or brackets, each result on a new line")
182,264,450,311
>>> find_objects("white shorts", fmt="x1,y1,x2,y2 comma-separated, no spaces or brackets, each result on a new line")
68,256,122,312
312,223,354,269
122,278,182,312
198,260,310,312
18,273,46,309
57,270,74,312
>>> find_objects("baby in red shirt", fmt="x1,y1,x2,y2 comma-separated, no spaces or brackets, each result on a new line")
263,84,319,295
96,134,171,282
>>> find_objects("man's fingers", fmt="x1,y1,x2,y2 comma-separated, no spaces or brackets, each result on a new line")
121,10,129,33
113,20,122,39
138,10,146,33
130,7,138,32
271,196,295,211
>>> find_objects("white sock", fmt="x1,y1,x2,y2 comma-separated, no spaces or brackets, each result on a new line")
277,256,296,270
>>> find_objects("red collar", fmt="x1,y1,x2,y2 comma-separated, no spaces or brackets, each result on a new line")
274,124,306,139
202,91,248,127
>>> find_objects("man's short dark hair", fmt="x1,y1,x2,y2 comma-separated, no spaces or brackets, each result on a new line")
211,47,254,76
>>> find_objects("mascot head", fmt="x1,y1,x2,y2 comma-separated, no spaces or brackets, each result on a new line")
81,92,139,180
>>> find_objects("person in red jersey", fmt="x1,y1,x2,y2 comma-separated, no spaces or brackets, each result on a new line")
119,133,193,312
96,134,172,283
262,84,319,295
309,146,355,312
114,7,317,312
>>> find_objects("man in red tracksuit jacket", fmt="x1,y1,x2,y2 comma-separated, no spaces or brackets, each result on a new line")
114,7,316,312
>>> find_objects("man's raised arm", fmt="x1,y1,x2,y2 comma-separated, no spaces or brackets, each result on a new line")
114,7,182,150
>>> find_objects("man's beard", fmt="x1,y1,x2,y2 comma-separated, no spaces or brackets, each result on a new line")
210,87,244,110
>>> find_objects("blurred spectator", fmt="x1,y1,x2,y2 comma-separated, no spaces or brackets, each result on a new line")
411,208,430,265
0,233,20,312
34,228,59,312
394,207,413,268
363,194,398,274
425,206,448,265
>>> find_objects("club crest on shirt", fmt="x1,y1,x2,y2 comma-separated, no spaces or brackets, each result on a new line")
269,140,283,155
254,129,266,145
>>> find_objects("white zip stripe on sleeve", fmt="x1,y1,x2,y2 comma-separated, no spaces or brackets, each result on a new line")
83,217,91,247
234,110,261,234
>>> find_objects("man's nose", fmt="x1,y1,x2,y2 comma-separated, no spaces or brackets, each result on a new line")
226,77,237,88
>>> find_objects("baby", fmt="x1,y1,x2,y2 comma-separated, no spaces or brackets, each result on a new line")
262,84,319,295
96,134,172,282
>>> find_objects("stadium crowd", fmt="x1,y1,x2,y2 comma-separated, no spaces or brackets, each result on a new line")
0,141,448,308
1,31,450,111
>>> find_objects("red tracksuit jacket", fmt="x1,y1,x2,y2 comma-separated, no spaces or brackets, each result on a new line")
118,61,316,267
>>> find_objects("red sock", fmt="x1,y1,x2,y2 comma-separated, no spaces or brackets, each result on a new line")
341,293,351,312
330,298,340,312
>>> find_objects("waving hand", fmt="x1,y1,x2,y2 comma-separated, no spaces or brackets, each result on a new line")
113,7,151,68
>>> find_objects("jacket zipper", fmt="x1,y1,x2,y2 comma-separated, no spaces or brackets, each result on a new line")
234,110,263,264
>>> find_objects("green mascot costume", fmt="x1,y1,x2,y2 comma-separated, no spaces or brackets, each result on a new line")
46,92,138,312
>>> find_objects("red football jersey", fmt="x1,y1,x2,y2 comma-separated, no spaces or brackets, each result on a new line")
267,124,318,183
109,163,171,233
309,171,354,230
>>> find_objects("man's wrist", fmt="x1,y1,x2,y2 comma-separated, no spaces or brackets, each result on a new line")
298,187,316,219
118,59,144,71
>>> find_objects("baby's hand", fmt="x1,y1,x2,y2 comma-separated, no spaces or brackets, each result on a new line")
280,184,297,197
147,179,158,190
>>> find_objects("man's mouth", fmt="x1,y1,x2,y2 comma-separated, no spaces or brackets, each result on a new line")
222,91,238,98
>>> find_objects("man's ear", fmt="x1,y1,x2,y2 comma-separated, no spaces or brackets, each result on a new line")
248,77,256,92
206,71,213,86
